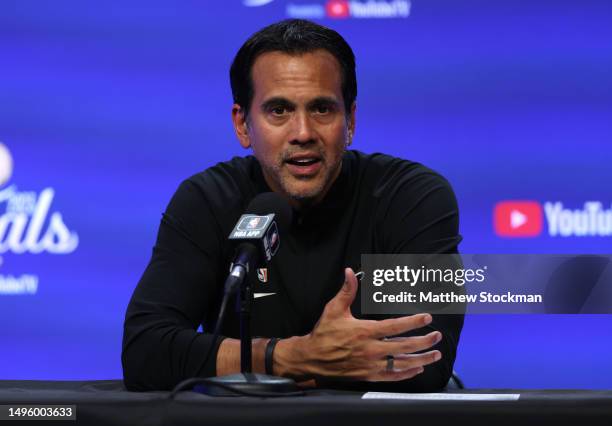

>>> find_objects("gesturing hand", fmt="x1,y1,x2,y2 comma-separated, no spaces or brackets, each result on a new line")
291,267,442,382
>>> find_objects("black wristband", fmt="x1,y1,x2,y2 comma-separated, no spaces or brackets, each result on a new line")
265,338,280,376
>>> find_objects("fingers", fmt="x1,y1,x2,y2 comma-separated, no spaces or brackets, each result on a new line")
390,350,442,370
378,331,442,355
375,366,425,382
372,313,433,339
353,351,441,382
325,268,358,317
369,350,442,382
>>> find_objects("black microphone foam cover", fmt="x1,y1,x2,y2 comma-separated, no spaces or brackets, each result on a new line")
246,192,292,232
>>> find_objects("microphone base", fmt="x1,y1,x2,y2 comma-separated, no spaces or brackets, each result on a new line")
193,373,301,397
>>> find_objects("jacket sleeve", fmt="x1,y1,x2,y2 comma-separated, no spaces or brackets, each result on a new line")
122,179,227,391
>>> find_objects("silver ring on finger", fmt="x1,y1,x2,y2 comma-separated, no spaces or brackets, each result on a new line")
386,355,394,371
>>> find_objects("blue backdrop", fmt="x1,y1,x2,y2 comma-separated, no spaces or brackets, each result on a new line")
1,0,611,388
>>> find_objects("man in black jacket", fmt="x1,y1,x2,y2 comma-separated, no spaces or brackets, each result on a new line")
122,19,463,392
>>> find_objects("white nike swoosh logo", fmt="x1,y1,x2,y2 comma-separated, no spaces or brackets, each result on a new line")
254,292,276,299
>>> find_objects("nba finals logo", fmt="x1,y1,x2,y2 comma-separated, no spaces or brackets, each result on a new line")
0,142,79,295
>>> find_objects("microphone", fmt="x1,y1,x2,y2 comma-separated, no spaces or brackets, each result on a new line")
224,193,292,295
182,192,300,397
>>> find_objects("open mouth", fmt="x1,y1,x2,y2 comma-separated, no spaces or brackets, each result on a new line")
285,156,323,176
286,158,321,166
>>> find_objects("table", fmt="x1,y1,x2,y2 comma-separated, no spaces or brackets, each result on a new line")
1,380,611,425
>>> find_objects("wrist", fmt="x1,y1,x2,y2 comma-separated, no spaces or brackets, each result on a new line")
273,335,312,381
265,338,280,375
252,338,269,375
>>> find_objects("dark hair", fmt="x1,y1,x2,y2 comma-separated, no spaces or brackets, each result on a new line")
230,19,357,118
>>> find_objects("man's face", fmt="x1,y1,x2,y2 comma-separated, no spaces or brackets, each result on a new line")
232,49,355,207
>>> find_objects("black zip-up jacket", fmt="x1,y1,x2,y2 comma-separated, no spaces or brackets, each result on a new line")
122,150,464,392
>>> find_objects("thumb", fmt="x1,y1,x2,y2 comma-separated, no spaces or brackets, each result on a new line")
328,267,358,316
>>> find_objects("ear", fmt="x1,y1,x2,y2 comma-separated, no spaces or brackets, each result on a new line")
347,101,356,145
232,104,251,149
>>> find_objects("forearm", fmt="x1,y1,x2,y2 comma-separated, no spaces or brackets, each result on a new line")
215,337,270,376
216,335,314,382
122,319,225,391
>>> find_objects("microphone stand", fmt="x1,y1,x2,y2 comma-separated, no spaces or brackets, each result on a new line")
239,275,253,373
196,267,300,397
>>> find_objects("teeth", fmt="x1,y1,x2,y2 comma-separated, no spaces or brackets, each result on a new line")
295,158,314,163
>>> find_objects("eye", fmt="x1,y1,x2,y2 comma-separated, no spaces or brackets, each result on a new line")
270,106,287,116
312,102,339,116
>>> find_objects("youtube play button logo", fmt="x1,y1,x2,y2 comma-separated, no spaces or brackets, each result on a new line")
494,201,543,237
326,0,350,18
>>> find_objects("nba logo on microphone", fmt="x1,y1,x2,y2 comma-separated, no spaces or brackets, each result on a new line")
248,217,262,229
494,201,543,237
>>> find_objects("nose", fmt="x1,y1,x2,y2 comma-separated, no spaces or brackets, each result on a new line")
290,111,315,145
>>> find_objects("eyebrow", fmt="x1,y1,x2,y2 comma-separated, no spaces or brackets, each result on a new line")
307,96,341,109
260,97,295,111
260,96,340,111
